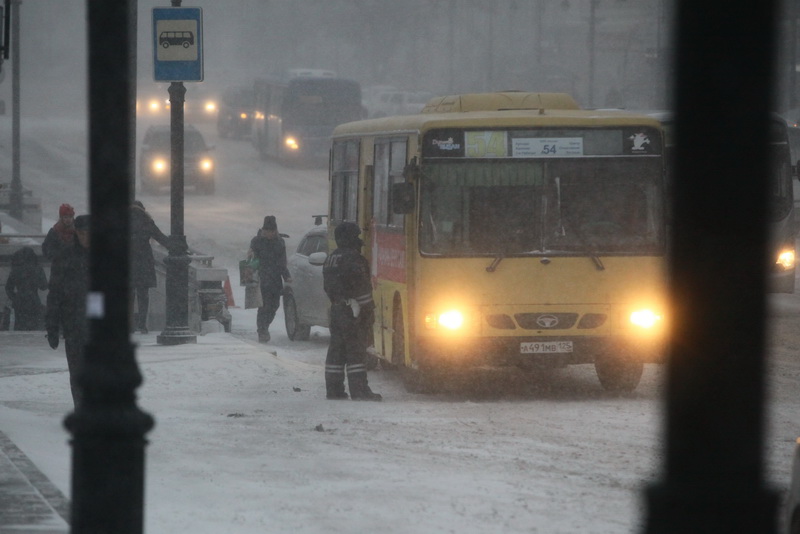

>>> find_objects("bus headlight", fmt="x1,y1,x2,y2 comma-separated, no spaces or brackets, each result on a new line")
425,309,465,330
777,248,795,270
151,158,168,175
284,136,299,150
629,309,662,329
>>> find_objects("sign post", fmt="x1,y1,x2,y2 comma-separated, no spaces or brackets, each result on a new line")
152,6,203,82
152,5,201,346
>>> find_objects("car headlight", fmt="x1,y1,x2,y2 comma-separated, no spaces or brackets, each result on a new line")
284,136,299,150
151,158,168,175
147,99,161,113
205,101,217,114
629,308,662,329
777,248,795,270
239,112,248,120
199,158,214,173
425,309,465,330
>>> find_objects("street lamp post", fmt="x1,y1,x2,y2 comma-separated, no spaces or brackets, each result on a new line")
587,0,598,108
9,0,21,220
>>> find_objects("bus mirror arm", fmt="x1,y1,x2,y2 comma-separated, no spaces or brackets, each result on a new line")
402,157,420,181
392,182,415,214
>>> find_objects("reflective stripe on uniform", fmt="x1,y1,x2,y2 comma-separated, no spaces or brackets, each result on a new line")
346,363,366,376
326,364,345,375
354,292,373,306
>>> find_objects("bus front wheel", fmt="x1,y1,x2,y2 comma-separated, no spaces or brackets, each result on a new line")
594,353,643,393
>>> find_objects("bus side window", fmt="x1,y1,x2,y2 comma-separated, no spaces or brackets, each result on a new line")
373,139,407,230
331,140,359,223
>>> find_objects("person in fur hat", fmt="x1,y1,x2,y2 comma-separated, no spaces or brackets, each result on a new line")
248,215,291,343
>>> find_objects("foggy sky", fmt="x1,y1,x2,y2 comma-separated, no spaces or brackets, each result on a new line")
5,1,799,118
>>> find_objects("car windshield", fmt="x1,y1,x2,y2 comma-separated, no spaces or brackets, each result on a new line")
147,130,207,152
419,158,664,256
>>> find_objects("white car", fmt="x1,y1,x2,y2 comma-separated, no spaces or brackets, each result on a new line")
283,221,329,340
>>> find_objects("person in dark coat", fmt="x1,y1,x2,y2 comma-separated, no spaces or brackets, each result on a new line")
322,222,381,401
4,247,48,330
42,203,76,261
248,215,291,343
130,200,171,333
46,214,90,408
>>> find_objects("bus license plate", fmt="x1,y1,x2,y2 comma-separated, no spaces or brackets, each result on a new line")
520,341,573,354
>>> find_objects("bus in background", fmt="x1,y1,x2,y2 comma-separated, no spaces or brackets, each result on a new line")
651,111,797,293
251,72,365,165
330,92,669,393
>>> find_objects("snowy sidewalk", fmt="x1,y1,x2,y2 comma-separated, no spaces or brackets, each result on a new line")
0,331,338,534
0,429,69,533
1,331,72,533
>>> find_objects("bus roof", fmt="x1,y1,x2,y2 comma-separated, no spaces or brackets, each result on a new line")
421,92,580,113
332,101,664,139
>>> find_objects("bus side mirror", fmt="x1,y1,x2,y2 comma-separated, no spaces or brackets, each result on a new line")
392,182,415,214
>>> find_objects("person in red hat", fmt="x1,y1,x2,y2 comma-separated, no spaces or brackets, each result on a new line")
42,204,76,261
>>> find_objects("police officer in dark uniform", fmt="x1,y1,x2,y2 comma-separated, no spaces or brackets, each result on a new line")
322,222,382,401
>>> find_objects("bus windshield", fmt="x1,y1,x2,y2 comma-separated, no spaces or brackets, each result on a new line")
419,158,664,256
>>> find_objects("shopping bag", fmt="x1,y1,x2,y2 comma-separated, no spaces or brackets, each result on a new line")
244,284,263,309
239,259,260,286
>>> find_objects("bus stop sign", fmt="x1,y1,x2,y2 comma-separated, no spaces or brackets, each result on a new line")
152,7,203,82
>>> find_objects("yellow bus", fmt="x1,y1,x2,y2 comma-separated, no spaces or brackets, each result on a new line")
328,92,668,393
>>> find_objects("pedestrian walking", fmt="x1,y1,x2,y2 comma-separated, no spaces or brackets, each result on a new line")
130,200,171,333
45,214,90,408
4,247,48,330
42,204,76,261
248,215,291,343
322,222,381,401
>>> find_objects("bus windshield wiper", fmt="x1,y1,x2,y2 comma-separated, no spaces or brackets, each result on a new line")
486,254,504,272
589,254,605,271
561,218,605,271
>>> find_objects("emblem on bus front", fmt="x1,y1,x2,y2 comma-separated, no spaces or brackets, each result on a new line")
629,132,651,152
536,315,559,328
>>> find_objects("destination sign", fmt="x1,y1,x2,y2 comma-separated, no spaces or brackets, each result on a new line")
511,137,583,158
422,128,661,159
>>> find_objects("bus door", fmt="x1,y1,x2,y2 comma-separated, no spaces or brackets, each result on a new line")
370,138,409,362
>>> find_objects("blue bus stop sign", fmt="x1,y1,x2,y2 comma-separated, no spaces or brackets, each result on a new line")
152,7,203,82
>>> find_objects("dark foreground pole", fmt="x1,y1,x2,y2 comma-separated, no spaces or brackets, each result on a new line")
65,2,153,533
644,1,779,533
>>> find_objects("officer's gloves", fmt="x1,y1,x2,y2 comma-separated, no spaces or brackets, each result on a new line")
345,298,361,318
46,331,59,350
